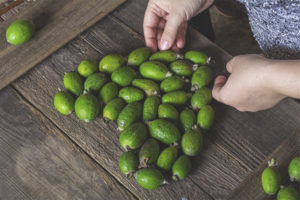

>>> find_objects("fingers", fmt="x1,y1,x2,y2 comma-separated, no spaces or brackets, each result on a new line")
159,12,184,50
212,75,227,102
176,22,187,49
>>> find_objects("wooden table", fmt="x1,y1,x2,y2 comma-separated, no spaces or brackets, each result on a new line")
0,0,299,199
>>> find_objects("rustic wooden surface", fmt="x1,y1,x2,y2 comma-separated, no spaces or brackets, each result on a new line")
0,0,300,199
0,0,125,90
227,131,300,200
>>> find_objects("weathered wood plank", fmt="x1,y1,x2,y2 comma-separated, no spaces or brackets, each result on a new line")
0,0,125,90
0,0,24,16
0,87,136,200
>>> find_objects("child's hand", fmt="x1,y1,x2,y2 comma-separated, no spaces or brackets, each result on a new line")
212,54,286,112
143,0,213,52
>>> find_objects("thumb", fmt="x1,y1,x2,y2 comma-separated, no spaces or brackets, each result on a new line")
212,75,227,102
159,13,184,50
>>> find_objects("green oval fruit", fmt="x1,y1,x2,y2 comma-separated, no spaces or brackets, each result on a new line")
136,168,164,190
64,72,84,96
149,50,183,63
77,60,98,77
139,61,171,81
261,162,281,195
180,109,197,132
119,151,138,175
143,96,160,121
158,103,179,121
6,19,35,45
185,50,208,65
181,129,203,156
119,122,148,151
117,102,142,131
288,157,300,182
118,87,144,103
197,105,215,131
132,79,160,96
128,47,152,66
191,66,213,90
172,155,192,181
162,91,190,105
99,54,125,73
170,60,194,77
277,185,299,200
160,76,184,93
149,119,180,145
111,66,138,86
84,73,107,92
53,91,74,115
98,82,118,104
75,93,100,122
139,138,160,168
191,87,212,109
102,98,125,121
156,146,178,171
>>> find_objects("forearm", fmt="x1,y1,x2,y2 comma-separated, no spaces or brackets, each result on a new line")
267,59,300,99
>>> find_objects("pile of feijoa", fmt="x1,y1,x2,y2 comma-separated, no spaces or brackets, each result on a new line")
261,157,300,200
53,48,215,190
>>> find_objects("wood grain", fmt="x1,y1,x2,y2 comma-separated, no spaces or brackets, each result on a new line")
226,131,300,200
0,87,136,200
0,0,125,90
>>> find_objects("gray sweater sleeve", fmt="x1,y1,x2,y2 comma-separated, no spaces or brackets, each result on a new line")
236,0,300,59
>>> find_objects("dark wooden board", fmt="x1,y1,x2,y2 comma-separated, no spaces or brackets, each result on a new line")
227,131,300,200
0,87,136,200
0,0,125,90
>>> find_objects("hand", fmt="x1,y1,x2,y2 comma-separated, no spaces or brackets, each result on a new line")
212,54,287,112
143,0,213,52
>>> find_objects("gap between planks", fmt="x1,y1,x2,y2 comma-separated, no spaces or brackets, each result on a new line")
9,84,138,200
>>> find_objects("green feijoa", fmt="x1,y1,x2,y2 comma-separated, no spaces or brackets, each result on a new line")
149,119,180,145
77,60,97,77
143,96,160,121
119,151,138,175
160,76,184,93
156,146,178,171
181,129,203,156
172,155,192,181
139,61,172,81
191,66,213,91
99,82,118,104
197,105,215,131
184,50,208,65
128,47,152,66
170,60,194,77
119,87,144,103
119,122,148,151
277,185,299,200
261,159,281,195
99,54,125,73
64,72,84,96
74,93,100,122
84,73,107,92
288,157,300,182
117,102,142,131
6,19,35,45
132,79,160,96
158,103,179,121
180,109,196,132
191,87,212,110
162,91,190,105
149,50,183,63
53,91,74,115
102,98,125,121
136,168,164,190
111,66,138,87
139,138,160,168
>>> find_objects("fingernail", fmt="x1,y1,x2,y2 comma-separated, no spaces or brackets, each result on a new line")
160,40,169,50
